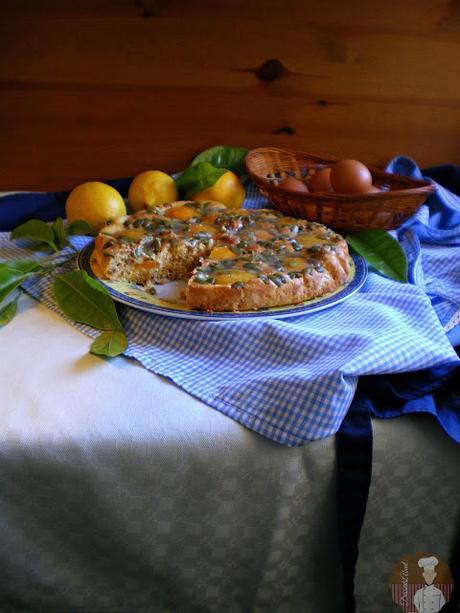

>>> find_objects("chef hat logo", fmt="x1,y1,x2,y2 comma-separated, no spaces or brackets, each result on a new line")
389,552,454,613
418,556,439,572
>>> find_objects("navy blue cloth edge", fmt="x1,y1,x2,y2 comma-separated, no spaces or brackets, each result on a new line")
336,401,373,613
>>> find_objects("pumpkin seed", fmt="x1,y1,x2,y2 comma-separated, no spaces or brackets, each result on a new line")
194,271,214,284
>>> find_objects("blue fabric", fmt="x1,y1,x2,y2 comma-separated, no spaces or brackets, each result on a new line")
383,157,460,441
392,157,460,246
350,157,460,447
336,159,460,612
387,158,460,332
1,158,459,447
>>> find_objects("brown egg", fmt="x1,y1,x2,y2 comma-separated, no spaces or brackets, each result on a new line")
278,176,309,192
309,167,333,192
330,159,372,194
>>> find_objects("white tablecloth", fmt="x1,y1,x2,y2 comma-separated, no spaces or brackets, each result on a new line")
1,295,344,612
1,295,459,612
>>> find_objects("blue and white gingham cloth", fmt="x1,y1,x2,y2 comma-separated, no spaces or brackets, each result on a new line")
1,157,459,446
387,157,460,335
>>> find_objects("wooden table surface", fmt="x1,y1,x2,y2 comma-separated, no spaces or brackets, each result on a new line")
1,0,460,191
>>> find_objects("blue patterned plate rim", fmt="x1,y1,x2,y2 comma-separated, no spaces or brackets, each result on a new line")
77,243,367,321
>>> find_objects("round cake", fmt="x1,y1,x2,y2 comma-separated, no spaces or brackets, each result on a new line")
92,200,351,311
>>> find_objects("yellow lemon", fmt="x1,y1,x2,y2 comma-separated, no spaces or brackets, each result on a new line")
65,182,127,230
128,170,178,212
191,171,245,209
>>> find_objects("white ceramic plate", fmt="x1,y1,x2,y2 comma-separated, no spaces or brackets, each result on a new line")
77,243,368,321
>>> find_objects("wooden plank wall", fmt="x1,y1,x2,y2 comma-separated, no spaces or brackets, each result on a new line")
1,0,460,190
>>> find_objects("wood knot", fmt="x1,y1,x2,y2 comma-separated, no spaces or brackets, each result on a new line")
137,1,165,17
255,59,287,82
274,126,295,135
317,99,328,106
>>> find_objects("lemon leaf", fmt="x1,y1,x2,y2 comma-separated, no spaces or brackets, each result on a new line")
0,260,42,274
0,297,18,327
0,268,37,303
11,220,58,252
53,270,123,331
346,230,408,283
191,146,249,178
67,219,97,236
0,260,43,304
52,217,70,249
90,329,128,357
176,162,227,199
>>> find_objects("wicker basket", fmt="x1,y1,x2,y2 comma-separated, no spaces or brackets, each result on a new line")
245,147,435,233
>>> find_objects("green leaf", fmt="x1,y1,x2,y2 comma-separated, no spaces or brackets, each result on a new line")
191,146,249,177
90,329,128,357
11,220,58,252
0,260,42,274
52,217,70,249
0,268,33,303
0,297,18,327
53,270,123,330
0,260,43,303
176,162,227,199
346,230,408,283
67,219,97,236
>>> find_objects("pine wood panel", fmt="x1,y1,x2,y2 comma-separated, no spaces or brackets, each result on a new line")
1,0,460,190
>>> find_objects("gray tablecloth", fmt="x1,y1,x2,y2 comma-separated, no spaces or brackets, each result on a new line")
356,415,460,612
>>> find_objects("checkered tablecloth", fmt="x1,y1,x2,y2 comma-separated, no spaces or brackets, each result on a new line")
1,158,459,446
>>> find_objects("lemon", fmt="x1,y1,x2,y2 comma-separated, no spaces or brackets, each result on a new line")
128,170,178,212
191,171,245,209
65,182,127,230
